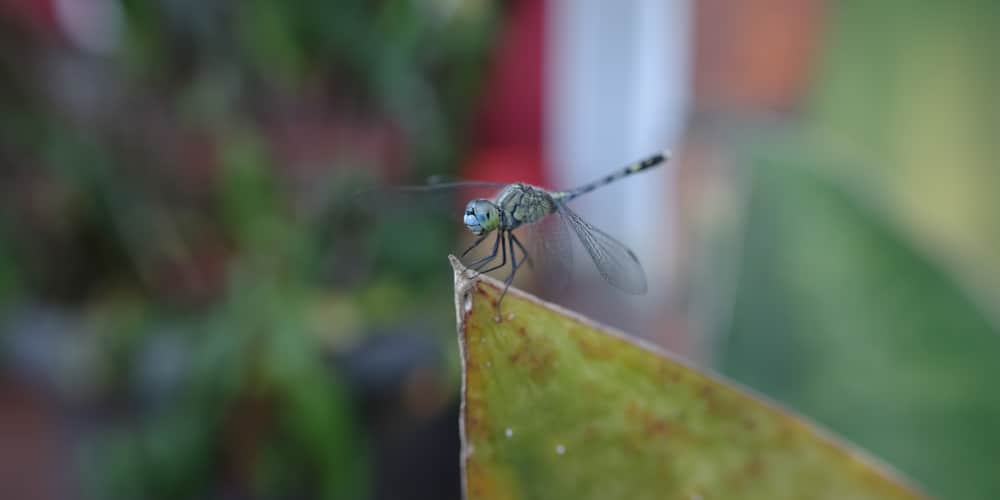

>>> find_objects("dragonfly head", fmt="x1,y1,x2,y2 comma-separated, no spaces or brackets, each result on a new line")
463,199,501,235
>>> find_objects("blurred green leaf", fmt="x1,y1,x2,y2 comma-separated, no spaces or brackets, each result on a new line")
3,2,498,498
720,150,1000,500
811,0,1000,324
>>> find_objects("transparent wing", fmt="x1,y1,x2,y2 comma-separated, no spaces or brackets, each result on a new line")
518,210,573,296
388,180,511,194
356,180,508,211
353,180,511,269
353,180,508,223
555,202,647,295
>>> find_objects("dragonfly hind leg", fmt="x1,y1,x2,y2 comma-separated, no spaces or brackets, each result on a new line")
509,232,534,269
497,231,528,317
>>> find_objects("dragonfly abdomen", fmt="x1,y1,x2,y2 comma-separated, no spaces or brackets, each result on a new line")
557,151,669,203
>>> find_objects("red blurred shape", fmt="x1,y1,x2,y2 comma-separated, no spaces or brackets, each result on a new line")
0,0,59,38
465,0,547,187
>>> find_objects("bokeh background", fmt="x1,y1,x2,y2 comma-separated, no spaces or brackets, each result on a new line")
1,1,998,499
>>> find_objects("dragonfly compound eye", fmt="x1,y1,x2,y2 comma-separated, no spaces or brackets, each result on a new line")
463,200,485,234
475,201,501,231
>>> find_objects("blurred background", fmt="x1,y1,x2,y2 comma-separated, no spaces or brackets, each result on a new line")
0,0,998,499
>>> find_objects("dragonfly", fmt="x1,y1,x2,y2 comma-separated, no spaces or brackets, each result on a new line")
404,150,670,312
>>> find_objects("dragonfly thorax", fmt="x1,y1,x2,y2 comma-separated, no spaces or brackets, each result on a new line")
495,184,557,230
463,199,502,235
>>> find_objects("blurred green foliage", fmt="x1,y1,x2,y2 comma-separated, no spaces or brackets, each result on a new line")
86,274,369,500
812,0,1000,316
0,1,499,499
721,147,1000,500
711,3,1000,498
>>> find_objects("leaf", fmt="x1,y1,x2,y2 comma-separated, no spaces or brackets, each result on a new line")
450,256,926,500
717,149,1000,499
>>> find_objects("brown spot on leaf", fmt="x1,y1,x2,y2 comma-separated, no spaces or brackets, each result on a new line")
574,332,613,361
625,402,672,440
507,334,556,381
464,408,492,442
745,456,765,478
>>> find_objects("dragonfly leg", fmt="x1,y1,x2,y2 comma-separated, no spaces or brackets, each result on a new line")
473,231,508,275
465,232,502,273
460,234,490,260
509,232,534,269
497,232,524,313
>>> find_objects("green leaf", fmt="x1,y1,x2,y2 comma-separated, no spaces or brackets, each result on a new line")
719,149,1000,499
451,256,925,500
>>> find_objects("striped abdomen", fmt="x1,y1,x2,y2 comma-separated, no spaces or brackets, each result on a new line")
554,151,669,203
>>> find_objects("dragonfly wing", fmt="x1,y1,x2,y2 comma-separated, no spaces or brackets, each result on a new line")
555,203,647,295
360,181,509,224
362,180,508,211
350,180,511,270
519,209,573,296
390,180,511,193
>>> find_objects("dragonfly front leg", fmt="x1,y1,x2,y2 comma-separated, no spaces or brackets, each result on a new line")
474,231,509,275
465,232,502,273
461,234,490,260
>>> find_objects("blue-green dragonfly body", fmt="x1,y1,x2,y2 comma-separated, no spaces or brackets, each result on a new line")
458,151,669,307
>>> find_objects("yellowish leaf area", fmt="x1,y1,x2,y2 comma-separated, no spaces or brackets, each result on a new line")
452,257,926,500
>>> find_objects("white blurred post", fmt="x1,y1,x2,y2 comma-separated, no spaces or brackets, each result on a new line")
547,0,691,331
